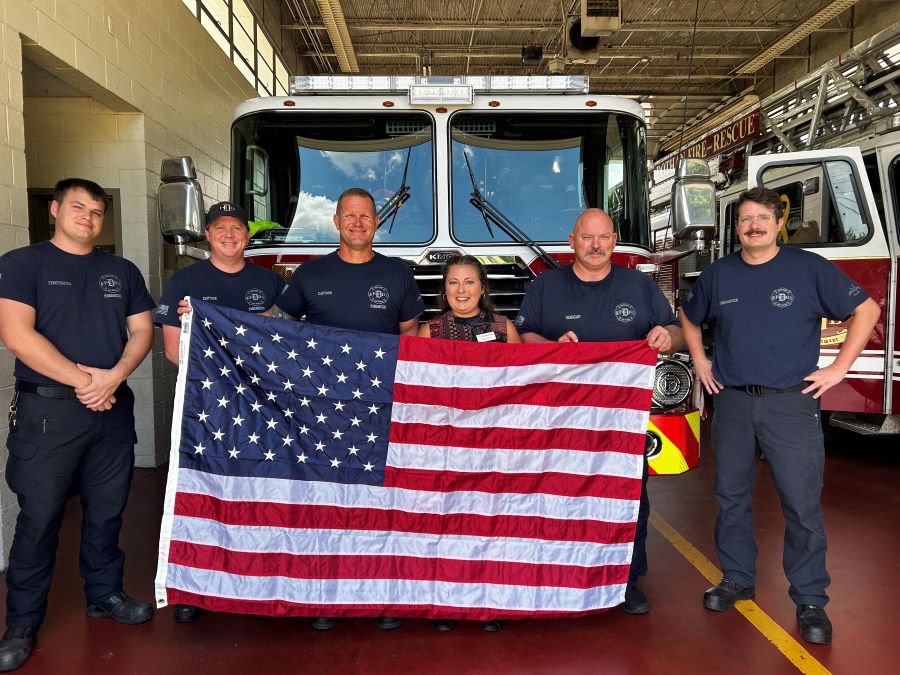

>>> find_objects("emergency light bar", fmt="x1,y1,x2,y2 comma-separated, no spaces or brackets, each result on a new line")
408,84,473,105
289,75,589,97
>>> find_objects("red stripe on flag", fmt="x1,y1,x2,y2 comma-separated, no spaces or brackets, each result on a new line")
399,336,659,368
174,493,638,545
393,381,653,411
383,467,641,500
389,422,646,455
166,589,620,620
169,541,629,589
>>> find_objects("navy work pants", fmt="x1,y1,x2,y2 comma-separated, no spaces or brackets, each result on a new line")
711,387,829,606
4,386,136,628
629,454,650,585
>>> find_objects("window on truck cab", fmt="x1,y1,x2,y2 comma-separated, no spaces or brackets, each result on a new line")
760,160,873,246
448,112,650,247
891,155,900,242
231,111,436,245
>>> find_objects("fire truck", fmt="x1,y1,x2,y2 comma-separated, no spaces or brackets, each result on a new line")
650,23,900,435
158,75,713,474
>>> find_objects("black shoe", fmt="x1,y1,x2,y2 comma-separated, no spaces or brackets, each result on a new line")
481,620,503,632
311,617,340,630
621,585,650,614
431,619,456,632
86,592,154,625
703,579,755,612
0,627,37,672
375,617,402,630
797,605,832,644
174,604,204,623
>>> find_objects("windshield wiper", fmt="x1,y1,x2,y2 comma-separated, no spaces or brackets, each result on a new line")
462,151,561,270
376,147,412,233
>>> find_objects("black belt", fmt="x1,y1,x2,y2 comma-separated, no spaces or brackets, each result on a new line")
16,381,77,399
727,384,806,397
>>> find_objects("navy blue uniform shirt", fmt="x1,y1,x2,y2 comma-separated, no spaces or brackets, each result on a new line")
681,246,868,389
0,241,155,386
275,252,424,334
154,259,284,327
516,264,678,342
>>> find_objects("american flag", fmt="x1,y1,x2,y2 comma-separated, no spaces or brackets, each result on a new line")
155,299,657,619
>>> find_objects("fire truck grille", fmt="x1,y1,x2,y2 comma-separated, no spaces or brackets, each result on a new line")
406,262,535,322
453,120,497,135
385,121,429,135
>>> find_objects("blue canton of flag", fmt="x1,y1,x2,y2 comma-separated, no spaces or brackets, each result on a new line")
177,299,399,486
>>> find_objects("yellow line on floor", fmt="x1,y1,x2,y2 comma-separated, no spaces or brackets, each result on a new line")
649,510,831,675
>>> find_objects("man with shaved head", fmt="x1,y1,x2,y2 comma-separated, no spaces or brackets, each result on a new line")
515,208,682,615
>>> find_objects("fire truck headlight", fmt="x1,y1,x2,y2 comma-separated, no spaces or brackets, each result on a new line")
644,430,663,460
651,359,692,409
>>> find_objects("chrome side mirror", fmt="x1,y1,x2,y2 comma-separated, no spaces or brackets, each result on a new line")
159,157,204,245
671,158,717,240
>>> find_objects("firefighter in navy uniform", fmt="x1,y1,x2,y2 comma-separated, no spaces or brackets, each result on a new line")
680,187,880,645
274,187,423,631
515,208,682,616
0,178,156,672
155,200,284,623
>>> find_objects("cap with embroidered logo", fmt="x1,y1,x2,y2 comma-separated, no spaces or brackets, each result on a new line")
206,201,248,229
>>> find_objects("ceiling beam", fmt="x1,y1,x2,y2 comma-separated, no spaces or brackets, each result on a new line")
312,48,790,60
286,21,850,34
619,21,848,33
735,0,859,74
286,21,558,32
317,45,809,61
318,43,809,57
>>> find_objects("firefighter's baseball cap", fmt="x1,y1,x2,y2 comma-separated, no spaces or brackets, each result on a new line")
206,201,249,229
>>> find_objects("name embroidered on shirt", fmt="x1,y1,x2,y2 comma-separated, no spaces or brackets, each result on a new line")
318,290,332,296
719,298,739,305
47,280,72,286
565,314,581,320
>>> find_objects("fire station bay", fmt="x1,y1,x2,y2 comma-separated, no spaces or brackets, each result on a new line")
0,1,898,674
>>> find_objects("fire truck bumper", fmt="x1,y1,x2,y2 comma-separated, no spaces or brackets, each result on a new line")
646,410,701,475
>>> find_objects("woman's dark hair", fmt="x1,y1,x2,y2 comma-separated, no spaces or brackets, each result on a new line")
439,255,494,312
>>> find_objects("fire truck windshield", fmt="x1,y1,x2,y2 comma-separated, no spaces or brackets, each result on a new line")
232,112,434,245
450,112,649,247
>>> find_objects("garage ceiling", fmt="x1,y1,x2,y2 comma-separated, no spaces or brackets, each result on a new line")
278,0,866,156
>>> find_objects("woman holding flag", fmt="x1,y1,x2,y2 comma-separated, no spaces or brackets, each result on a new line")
418,254,520,631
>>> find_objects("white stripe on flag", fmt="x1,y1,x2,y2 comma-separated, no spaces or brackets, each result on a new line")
172,516,634,567
386,442,643,478
166,565,626,612
395,359,656,389
176,469,639,523
391,402,651,434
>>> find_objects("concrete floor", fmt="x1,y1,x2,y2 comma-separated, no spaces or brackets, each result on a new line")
2,424,898,674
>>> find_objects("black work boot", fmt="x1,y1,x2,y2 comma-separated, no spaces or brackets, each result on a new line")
0,626,38,672
86,591,154,624
703,579,755,612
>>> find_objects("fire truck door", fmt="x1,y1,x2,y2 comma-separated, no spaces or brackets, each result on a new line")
875,141,900,414
747,148,892,415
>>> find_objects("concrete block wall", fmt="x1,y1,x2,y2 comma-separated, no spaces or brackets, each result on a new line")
0,0,256,565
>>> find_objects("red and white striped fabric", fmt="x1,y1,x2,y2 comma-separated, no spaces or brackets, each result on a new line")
156,301,656,619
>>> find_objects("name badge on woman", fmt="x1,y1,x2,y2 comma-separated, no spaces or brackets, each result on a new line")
475,330,497,342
